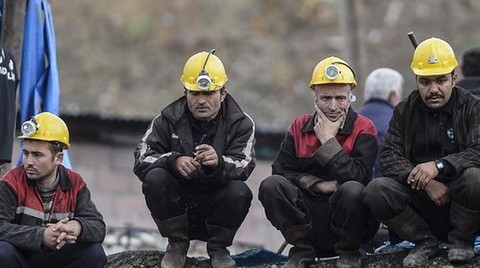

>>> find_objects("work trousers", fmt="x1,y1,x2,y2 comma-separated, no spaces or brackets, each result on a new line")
259,175,378,257
142,167,253,240
363,167,480,241
0,241,106,268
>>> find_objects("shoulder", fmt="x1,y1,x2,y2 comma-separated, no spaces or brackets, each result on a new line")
1,166,26,188
288,114,312,135
354,114,378,136
60,166,87,189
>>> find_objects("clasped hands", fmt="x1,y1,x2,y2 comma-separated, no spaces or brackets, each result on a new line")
42,218,82,250
175,144,218,179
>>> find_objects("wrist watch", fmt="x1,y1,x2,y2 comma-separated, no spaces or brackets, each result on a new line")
435,160,445,173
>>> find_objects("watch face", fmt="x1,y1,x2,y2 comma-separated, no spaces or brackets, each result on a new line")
436,161,444,170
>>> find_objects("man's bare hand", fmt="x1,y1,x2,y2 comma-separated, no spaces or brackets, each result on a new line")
44,218,81,250
424,180,449,206
314,104,345,144
407,161,438,190
194,144,218,167
175,156,201,179
310,180,339,195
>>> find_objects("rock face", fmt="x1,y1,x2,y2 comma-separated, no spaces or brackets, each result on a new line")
106,249,480,268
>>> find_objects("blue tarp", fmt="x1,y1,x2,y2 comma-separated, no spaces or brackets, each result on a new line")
18,0,71,167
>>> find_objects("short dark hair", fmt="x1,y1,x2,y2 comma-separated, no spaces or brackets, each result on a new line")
48,141,65,156
461,47,480,77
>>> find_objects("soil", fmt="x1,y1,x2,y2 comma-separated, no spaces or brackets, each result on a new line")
105,249,480,268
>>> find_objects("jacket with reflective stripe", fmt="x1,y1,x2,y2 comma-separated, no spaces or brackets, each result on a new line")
0,165,106,252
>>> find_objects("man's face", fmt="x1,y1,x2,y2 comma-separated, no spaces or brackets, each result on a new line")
416,73,456,109
22,140,62,185
313,84,352,122
185,89,227,121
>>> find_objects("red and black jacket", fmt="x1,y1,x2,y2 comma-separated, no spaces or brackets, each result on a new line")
272,108,378,192
0,165,105,252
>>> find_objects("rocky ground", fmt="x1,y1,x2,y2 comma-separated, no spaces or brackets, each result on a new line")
105,249,480,268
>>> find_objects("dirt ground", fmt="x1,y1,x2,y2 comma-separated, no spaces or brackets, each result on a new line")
105,249,480,268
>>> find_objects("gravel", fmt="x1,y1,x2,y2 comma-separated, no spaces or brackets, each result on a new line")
105,248,480,268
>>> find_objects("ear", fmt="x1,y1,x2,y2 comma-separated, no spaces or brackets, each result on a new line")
220,90,227,101
452,72,458,85
54,152,64,165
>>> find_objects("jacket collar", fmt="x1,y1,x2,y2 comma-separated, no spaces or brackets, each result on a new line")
26,165,73,191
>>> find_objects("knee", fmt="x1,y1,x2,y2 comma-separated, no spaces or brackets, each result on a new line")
362,178,385,204
338,181,364,197
0,241,20,263
258,175,286,199
142,168,173,193
458,168,480,190
224,181,253,204
82,243,107,267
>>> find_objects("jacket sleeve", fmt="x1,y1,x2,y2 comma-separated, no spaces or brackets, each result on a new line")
133,115,181,181
0,182,46,251
272,132,308,185
313,133,377,186
380,104,414,181
213,113,256,184
442,100,480,177
73,186,106,243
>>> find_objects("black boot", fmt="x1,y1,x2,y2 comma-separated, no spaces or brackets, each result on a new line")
281,224,316,268
206,223,237,268
154,213,190,268
333,227,363,268
448,202,480,264
383,207,438,268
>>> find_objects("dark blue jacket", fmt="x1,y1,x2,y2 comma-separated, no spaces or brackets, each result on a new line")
358,99,394,178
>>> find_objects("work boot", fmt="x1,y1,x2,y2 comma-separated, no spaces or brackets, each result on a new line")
448,202,480,264
281,224,316,268
333,227,363,268
383,207,438,268
154,213,190,268
206,223,237,268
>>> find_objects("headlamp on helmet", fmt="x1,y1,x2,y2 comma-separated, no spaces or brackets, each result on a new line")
21,117,39,137
196,49,215,90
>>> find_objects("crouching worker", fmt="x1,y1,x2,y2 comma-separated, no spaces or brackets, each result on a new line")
363,37,480,267
0,112,107,268
133,50,256,268
259,56,379,268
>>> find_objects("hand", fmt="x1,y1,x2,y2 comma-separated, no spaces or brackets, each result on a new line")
45,218,81,250
175,156,201,179
314,104,345,144
52,219,81,247
194,144,218,168
407,161,439,190
310,180,339,195
424,180,449,206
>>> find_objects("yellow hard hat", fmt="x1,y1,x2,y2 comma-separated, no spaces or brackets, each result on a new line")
180,49,228,91
309,56,357,90
411,37,458,76
18,112,70,149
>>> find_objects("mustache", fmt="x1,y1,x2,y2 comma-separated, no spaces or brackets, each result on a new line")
426,93,443,100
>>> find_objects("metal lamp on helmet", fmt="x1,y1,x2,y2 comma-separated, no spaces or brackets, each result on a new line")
180,49,228,91
18,112,70,149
